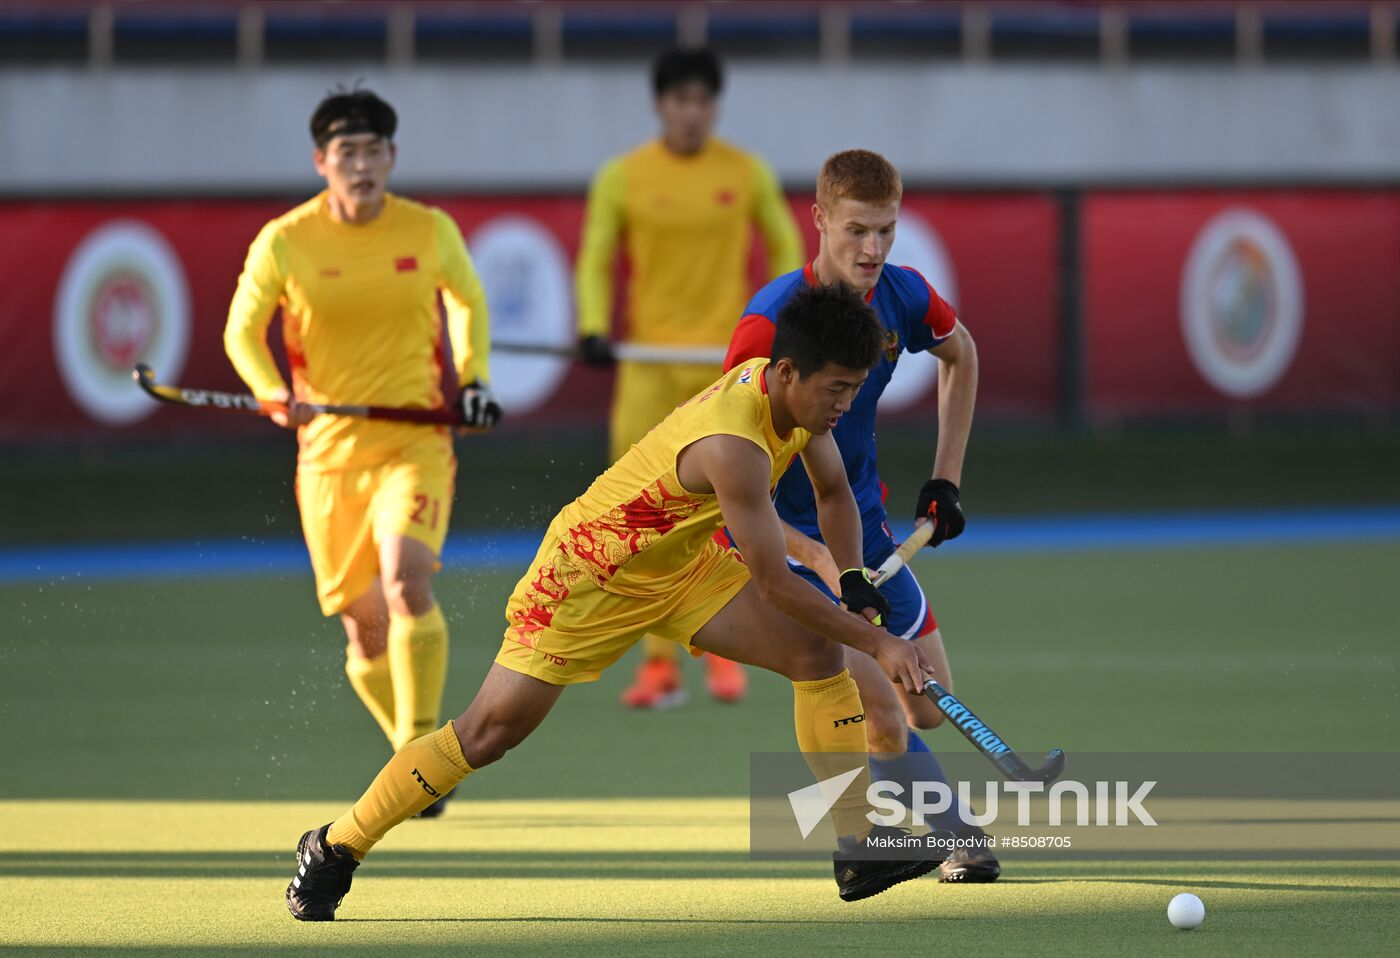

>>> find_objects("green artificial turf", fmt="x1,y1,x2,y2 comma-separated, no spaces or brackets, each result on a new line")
6,424,1400,543
1,542,1397,955
1,799,1397,956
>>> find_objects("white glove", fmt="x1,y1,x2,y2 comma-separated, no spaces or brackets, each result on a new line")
459,380,502,430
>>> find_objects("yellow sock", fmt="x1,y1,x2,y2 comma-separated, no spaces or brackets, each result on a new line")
326,724,472,859
792,669,873,839
387,604,449,750
641,633,680,661
344,652,396,746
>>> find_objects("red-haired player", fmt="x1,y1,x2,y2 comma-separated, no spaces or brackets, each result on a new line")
724,149,997,883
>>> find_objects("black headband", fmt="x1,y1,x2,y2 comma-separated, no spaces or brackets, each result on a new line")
315,117,390,148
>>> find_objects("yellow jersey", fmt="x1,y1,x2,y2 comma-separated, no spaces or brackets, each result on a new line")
224,192,490,471
575,137,803,348
514,360,807,627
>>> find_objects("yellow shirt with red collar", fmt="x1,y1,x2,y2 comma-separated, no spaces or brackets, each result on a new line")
574,137,803,347
224,191,490,472
504,359,807,666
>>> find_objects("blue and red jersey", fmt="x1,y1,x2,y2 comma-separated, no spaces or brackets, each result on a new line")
723,261,957,540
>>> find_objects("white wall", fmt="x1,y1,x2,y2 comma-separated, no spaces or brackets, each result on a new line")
4,62,1400,193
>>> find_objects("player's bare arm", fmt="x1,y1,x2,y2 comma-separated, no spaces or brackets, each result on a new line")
927,320,977,488
801,430,894,628
802,430,865,575
781,520,841,592
677,433,931,693
917,320,978,545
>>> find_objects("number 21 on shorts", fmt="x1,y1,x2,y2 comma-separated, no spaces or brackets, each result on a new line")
410,495,440,530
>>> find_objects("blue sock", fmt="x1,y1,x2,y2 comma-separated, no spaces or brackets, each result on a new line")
868,728,966,833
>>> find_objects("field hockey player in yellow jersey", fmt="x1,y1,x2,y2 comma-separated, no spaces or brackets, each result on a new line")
575,47,804,707
225,89,499,817
285,284,947,921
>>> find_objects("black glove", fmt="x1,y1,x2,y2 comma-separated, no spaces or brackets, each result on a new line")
458,380,502,429
915,478,965,547
839,568,891,627
578,334,616,367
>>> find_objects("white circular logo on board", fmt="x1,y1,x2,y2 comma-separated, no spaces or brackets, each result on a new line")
468,215,572,415
53,220,191,426
882,211,958,413
1180,209,1303,399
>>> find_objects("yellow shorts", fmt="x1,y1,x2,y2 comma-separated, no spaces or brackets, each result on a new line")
495,534,750,685
296,438,456,616
609,361,724,463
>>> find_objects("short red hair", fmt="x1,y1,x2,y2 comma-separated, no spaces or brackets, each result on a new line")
816,149,903,208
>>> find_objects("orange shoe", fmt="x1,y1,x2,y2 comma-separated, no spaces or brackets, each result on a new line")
621,657,687,709
705,654,747,703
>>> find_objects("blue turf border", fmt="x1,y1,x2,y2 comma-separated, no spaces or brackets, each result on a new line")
2,506,1398,584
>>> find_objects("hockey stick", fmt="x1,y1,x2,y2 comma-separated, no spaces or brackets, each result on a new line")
492,341,727,365
872,520,1067,785
132,364,464,426
870,520,936,587
922,681,1066,785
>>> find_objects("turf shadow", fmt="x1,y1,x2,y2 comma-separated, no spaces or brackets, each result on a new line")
1005,875,1395,895
336,916,921,925
0,849,822,881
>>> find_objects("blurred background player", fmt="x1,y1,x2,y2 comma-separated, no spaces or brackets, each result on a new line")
287,284,943,920
573,46,805,709
224,88,501,815
725,149,997,882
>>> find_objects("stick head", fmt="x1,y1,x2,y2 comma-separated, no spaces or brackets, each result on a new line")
991,747,1067,785
1034,749,1067,785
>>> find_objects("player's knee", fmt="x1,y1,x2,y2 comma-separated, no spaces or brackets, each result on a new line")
453,718,528,769
906,695,948,731
341,612,388,659
781,638,846,683
345,631,387,661
863,700,911,754
383,572,434,617
912,710,947,731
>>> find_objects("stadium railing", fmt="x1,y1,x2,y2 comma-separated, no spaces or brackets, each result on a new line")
0,1,1393,68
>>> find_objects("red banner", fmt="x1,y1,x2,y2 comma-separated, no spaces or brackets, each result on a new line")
0,196,605,440
891,193,1061,420
11,189,1398,440
0,200,290,439
0,192,1060,440
1083,191,1400,419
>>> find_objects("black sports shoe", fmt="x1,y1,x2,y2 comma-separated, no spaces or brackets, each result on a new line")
286,824,359,921
833,825,943,902
938,825,1001,883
